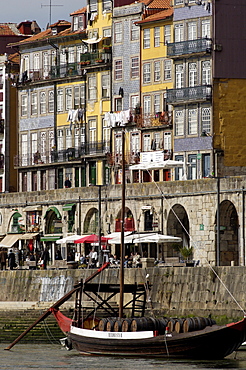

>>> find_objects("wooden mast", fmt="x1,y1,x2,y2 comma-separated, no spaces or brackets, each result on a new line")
119,129,125,318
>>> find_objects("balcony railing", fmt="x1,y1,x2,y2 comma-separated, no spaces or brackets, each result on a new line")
134,111,172,128
80,49,112,65
166,85,212,104
167,38,212,58
14,141,110,168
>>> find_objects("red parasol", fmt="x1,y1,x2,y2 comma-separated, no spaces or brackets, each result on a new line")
74,234,111,244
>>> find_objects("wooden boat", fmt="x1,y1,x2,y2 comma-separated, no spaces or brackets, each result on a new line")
5,130,246,359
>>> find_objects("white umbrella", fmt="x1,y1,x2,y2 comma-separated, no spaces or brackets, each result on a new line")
56,235,85,244
129,159,185,171
133,233,182,244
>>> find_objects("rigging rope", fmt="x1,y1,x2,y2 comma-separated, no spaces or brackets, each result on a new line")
144,168,246,316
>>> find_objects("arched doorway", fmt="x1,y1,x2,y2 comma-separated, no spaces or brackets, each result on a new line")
166,204,189,258
215,200,239,266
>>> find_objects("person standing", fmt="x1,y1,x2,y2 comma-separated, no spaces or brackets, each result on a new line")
8,249,16,270
41,247,50,270
0,247,7,270
64,177,71,188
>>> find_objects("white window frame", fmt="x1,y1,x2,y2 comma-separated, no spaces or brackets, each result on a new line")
21,95,28,116
143,63,151,84
188,62,197,87
131,20,139,41
65,87,73,110
57,89,63,112
175,64,184,88
154,27,160,47
88,76,97,100
202,60,211,85
154,94,161,113
143,134,151,152
102,74,110,98
188,108,198,135
174,23,184,42
31,93,38,115
40,91,46,115
154,61,161,82
48,90,54,113
188,22,197,40
164,59,172,80
131,57,139,79
202,19,211,38
175,109,184,136
114,59,122,81
89,119,97,143
164,25,171,44
143,28,150,49
202,106,211,133
143,95,151,115
114,22,122,43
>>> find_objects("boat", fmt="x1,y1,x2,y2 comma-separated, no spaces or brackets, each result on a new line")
5,129,246,359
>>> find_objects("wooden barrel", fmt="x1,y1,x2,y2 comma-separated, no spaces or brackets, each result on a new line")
113,319,124,332
183,317,196,333
122,318,133,332
98,318,108,331
106,318,117,331
174,318,186,333
131,317,156,332
156,318,169,334
167,318,178,332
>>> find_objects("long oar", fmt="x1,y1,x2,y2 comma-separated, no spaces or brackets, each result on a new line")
5,262,110,350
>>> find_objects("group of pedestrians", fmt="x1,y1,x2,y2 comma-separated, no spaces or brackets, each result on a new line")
0,247,16,270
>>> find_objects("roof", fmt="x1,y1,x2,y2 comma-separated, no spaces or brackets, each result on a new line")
136,8,173,24
136,0,171,8
70,7,87,16
0,23,21,36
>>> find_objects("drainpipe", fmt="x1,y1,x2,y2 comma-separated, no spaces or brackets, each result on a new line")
216,176,220,266
242,187,245,265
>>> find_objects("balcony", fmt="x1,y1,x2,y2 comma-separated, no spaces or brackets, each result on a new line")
166,85,212,104
14,141,110,168
167,38,212,58
80,49,112,65
134,111,172,128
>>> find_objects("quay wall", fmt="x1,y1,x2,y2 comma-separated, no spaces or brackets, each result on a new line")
0,267,245,320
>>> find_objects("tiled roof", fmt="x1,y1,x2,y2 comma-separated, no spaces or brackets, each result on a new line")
136,8,173,24
136,0,171,8
0,23,21,36
8,52,20,64
70,7,87,16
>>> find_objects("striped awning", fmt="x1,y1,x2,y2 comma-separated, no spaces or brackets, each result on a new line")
0,234,20,248
62,203,75,211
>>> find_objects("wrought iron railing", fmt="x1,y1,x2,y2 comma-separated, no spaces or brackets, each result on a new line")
166,85,212,103
167,38,212,57
134,111,172,128
14,141,110,168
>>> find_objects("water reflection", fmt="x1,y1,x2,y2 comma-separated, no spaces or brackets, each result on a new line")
1,344,246,369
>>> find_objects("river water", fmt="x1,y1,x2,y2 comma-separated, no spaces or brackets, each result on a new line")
1,344,246,370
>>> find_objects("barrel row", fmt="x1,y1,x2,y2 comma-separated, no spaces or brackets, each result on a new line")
98,316,216,334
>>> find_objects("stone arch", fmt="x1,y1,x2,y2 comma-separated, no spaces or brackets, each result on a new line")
44,207,62,234
83,207,98,234
114,207,135,232
215,200,239,266
8,212,25,233
166,204,189,257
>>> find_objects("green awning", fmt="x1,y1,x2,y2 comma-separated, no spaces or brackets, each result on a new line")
40,236,61,242
44,206,61,219
62,203,75,211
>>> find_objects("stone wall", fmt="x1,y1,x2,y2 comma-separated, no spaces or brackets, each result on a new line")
1,267,245,320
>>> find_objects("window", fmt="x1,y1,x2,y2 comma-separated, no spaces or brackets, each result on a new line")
57,89,63,112
154,27,160,47
89,0,97,12
103,28,111,37
65,87,72,110
40,91,46,114
143,29,150,48
188,62,197,87
131,57,139,78
188,108,198,135
164,59,172,80
114,22,122,43
202,106,211,133
115,133,122,154
40,131,46,163
188,154,197,180
102,74,110,98
202,153,211,178
188,22,197,40
31,133,38,165
21,95,27,116
175,109,184,136
48,91,54,113
174,0,183,4
202,19,211,38
103,118,110,145
80,84,85,107
143,95,151,114
115,98,122,111
154,94,161,113
143,63,151,84
174,24,184,42
21,134,28,167
66,128,72,148
154,61,161,82
114,59,122,80
175,155,184,181
164,132,171,150
31,93,37,115
202,60,211,85
164,25,171,44
143,134,151,151
130,95,139,110
43,51,49,78
74,86,80,109
73,16,79,31
103,0,111,11
131,132,140,153
88,76,97,100
68,47,75,64
131,20,139,41
175,64,184,88
89,119,96,143
33,53,40,71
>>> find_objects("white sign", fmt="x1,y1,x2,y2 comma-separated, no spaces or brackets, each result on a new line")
140,151,164,163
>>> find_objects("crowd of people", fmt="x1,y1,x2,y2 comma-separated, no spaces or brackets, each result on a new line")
0,247,17,270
